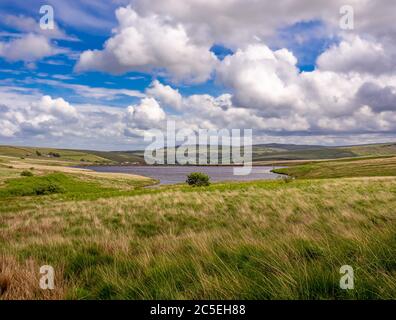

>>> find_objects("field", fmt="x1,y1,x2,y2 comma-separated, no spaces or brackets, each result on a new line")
273,156,396,179
0,151,395,300
2,142,396,166
0,146,112,164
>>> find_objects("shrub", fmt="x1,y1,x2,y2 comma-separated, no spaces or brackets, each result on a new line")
33,183,64,195
36,150,42,156
20,170,33,177
186,172,210,186
48,152,61,158
7,181,64,196
281,175,294,183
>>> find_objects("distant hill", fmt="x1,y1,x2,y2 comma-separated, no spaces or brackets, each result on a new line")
251,143,396,161
343,143,396,156
77,150,145,164
0,145,112,164
1,142,396,165
253,143,328,151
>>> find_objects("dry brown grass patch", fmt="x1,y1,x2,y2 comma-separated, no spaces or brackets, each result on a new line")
0,255,65,300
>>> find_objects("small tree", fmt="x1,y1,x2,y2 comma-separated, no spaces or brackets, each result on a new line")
186,172,210,186
36,150,42,156
21,170,33,177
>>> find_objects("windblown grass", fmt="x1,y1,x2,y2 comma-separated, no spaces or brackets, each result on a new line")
0,145,111,163
273,156,396,179
0,171,395,299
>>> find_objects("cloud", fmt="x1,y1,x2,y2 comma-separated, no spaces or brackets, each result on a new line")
75,6,218,83
1,81,396,150
0,34,58,63
0,12,78,65
44,0,118,31
146,80,183,111
2,0,396,148
0,90,139,148
317,35,395,75
132,0,396,46
126,97,166,130
217,44,302,116
356,82,396,113
27,78,145,100
1,14,79,42
215,42,396,135
133,0,348,47
34,95,78,121
0,94,78,138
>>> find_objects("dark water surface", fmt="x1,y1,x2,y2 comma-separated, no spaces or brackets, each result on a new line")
85,165,282,185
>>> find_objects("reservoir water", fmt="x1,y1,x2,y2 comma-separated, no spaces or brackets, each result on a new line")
85,165,282,185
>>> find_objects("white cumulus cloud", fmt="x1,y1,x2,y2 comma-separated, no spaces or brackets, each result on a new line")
76,6,217,83
146,80,183,111
0,34,56,62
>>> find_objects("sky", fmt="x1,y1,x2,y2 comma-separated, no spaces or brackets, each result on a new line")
0,0,396,150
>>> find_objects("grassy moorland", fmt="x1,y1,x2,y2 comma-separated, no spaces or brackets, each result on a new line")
0,145,112,164
0,153,395,300
273,156,396,179
2,142,396,165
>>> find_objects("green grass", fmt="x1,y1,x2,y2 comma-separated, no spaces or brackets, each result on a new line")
0,145,113,164
345,143,396,157
0,173,115,198
0,145,147,165
251,142,396,161
0,169,395,299
253,148,357,161
273,156,396,179
82,150,145,164
0,171,157,215
2,142,396,167
0,150,396,300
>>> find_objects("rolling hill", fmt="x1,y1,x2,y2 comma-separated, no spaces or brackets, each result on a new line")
1,142,396,165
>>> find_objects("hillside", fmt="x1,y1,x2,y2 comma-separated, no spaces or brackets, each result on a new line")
0,146,112,164
273,156,396,179
252,143,396,161
1,142,396,165
343,143,396,156
0,154,395,299
148,142,396,163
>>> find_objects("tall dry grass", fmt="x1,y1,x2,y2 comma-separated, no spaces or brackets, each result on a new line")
1,176,395,299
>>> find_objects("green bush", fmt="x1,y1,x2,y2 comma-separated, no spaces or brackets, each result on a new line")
33,182,64,195
1,174,67,197
0,173,112,199
48,152,61,158
186,172,210,186
20,170,33,177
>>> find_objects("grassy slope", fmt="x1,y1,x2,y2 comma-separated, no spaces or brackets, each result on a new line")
273,156,396,179
252,148,356,161
143,142,396,163
0,156,395,299
2,142,396,165
79,150,145,164
0,146,112,164
252,143,396,161
345,143,396,156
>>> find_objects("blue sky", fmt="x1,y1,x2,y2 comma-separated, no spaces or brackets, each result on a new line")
0,1,332,108
0,1,395,150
